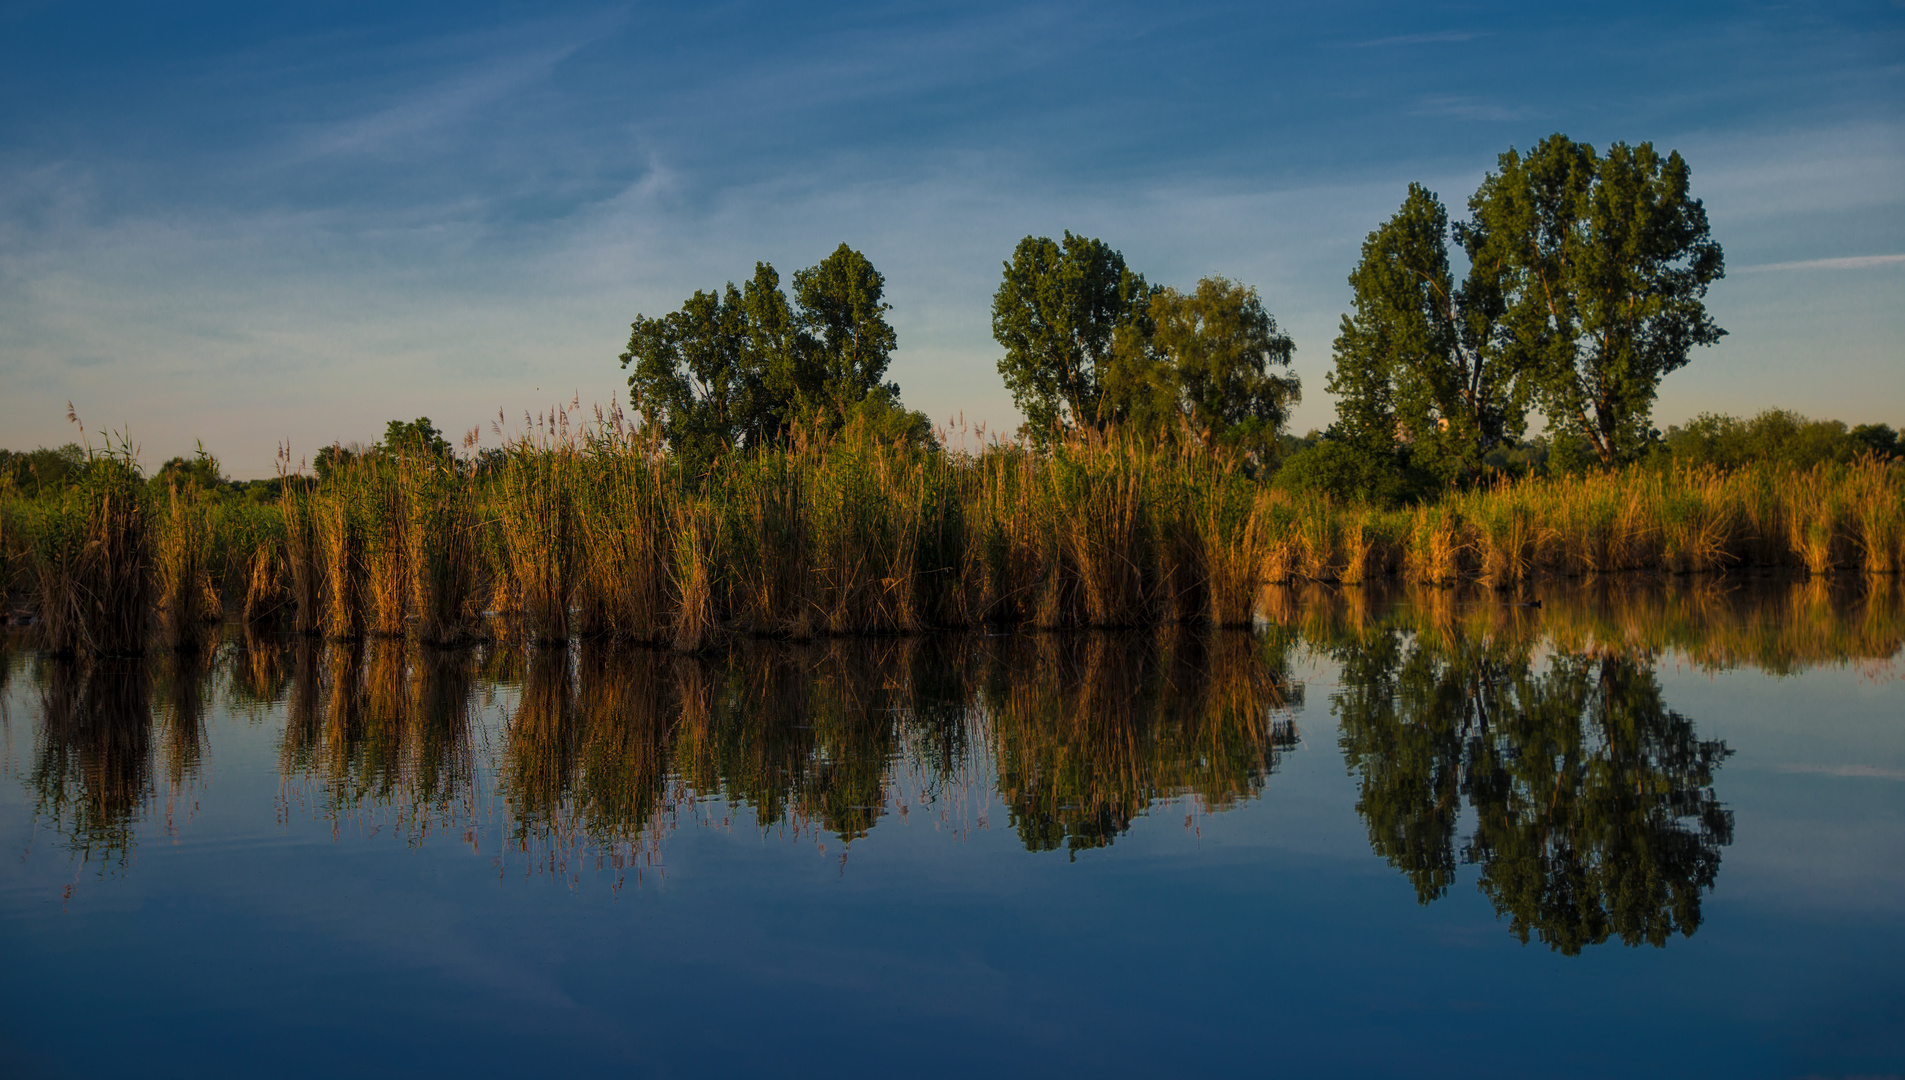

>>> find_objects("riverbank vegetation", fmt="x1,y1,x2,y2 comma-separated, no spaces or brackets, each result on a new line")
1,407,1899,656
1,134,1900,655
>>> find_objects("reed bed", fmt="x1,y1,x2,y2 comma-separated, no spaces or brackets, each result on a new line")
2,414,1900,655
23,451,151,656
154,482,218,651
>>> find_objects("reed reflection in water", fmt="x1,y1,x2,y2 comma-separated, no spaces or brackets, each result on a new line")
986,630,1303,856
28,658,154,867
277,640,480,846
487,629,1304,880
9,575,1896,927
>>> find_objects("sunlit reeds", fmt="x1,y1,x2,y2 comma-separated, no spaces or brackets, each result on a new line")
154,481,217,651
2,414,1900,652
26,448,151,656
279,479,323,635
1277,575,1902,677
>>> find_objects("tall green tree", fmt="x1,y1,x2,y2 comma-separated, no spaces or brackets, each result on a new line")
1107,276,1301,459
790,243,899,418
1328,183,1523,484
1472,135,1725,466
622,282,755,471
621,245,911,466
739,261,803,443
992,232,1154,435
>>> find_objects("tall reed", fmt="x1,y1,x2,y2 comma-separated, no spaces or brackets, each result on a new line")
280,479,324,635
493,438,580,643
3,418,1899,650
403,454,481,644
314,468,368,641
27,450,151,656
153,481,217,650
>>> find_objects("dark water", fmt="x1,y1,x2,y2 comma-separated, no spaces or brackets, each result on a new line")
2,579,1901,1079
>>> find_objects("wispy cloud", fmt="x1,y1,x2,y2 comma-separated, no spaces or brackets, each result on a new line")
287,41,584,163
1738,254,1905,273
1353,31,1484,48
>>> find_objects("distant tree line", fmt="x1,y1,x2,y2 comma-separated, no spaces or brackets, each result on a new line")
605,133,1891,501
7,135,1894,507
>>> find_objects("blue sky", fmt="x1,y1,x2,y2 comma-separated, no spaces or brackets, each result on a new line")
2,0,1900,476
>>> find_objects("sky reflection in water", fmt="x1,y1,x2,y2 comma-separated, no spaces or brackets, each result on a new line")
2,578,1901,1078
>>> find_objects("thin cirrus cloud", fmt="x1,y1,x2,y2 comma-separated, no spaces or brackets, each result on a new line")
285,43,587,164
1738,254,1905,273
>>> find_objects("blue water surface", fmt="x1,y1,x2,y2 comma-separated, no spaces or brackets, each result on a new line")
2,584,1900,1079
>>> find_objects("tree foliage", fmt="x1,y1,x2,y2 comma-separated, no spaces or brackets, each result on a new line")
790,244,898,412
1329,183,1522,484
1273,428,1436,507
621,245,915,470
1329,135,1725,482
151,444,224,492
1474,135,1726,466
992,232,1154,435
378,417,453,460
0,444,85,496
1108,276,1301,459
1653,410,1900,470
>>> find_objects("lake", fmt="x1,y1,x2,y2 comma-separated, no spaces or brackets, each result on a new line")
2,577,1901,1078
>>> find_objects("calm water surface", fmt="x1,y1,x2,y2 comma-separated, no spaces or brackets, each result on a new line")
2,580,1901,1079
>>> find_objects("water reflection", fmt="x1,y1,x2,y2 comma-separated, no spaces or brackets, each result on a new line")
278,642,478,842
988,631,1302,856
270,630,1306,877
153,648,216,832
28,658,153,866
1317,605,1737,954
1268,575,1903,677
231,631,290,714
5,576,1897,934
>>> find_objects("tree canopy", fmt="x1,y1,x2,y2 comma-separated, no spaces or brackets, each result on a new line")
1107,276,1301,459
992,232,1154,435
621,244,920,470
152,445,224,492
378,417,453,460
1324,135,1725,483
0,444,85,496
1473,135,1726,467
1329,183,1523,484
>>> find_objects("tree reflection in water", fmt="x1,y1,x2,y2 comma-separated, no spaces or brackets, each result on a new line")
1330,623,1734,954
22,571,1863,910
